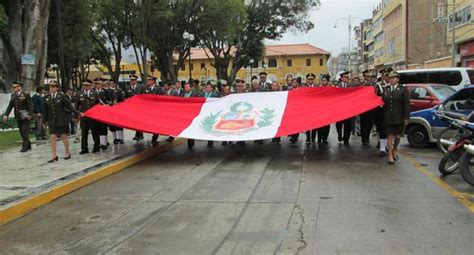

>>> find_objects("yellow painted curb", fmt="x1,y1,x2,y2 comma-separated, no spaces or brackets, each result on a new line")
0,139,185,225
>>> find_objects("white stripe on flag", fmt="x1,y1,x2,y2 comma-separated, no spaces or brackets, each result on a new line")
178,91,289,141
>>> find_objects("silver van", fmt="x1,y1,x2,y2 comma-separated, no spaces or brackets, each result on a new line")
399,68,474,91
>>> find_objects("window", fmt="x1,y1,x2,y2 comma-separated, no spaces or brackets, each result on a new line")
306,58,311,66
319,58,324,66
449,5,472,29
268,58,277,68
400,71,463,86
410,87,429,100
181,64,185,71
287,59,292,67
201,63,206,70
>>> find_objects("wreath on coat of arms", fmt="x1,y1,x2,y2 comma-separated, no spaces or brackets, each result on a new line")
201,102,275,135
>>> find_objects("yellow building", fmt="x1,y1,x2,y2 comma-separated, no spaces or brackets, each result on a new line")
176,43,331,84
382,0,407,68
447,0,474,67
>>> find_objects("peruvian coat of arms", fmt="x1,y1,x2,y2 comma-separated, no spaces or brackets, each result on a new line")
201,102,275,135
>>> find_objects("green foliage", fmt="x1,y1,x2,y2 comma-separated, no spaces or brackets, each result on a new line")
0,4,8,38
0,130,22,151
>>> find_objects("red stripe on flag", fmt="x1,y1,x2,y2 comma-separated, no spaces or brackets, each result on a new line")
275,87,383,137
85,94,206,136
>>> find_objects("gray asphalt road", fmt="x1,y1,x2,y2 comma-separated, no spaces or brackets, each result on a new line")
1,132,473,254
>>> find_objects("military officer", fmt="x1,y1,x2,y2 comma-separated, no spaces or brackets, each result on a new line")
143,76,163,147
287,78,301,143
43,81,79,162
94,78,111,150
126,74,146,141
170,81,184,97
383,71,410,165
76,79,101,154
181,83,198,149
317,74,332,144
359,70,377,145
304,73,318,144
107,80,126,144
234,79,247,146
2,82,33,152
335,71,353,145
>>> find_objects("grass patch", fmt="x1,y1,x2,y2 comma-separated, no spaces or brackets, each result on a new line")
0,130,22,151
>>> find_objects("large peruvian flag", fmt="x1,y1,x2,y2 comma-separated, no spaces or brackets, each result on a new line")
85,87,383,141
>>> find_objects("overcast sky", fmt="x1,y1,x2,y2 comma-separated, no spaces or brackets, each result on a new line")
267,0,380,55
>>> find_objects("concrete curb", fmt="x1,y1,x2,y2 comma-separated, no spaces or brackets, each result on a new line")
0,139,185,225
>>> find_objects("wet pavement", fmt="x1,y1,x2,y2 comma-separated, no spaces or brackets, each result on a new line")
0,128,473,254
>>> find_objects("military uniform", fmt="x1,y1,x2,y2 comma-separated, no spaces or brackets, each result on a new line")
95,87,112,149
335,80,353,145
182,90,198,149
359,79,377,145
201,90,220,147
3,89,33,152
43,92,77,135
126,81,146,140
144,84,163,146
383,83,410,136
108,86,126,144
316,78,332,143
76,89,100,153
305,73,318,143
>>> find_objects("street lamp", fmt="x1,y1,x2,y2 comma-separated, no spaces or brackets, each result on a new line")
334,14,362,75
249,59,254,82
183,31,195,83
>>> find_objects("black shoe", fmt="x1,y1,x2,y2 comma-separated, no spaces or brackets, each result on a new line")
344,141,350,146
48,156,59,163
338,135,343,142
20,148,28,153
79,150,89,155
166,137,175,142
113,139,119,145
64,154,72,160
100,145,107,150
92,148,100,153
379,151,387,157
222,141,227,146
152,141,159,147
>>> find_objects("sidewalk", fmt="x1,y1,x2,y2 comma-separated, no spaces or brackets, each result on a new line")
0,130,182,224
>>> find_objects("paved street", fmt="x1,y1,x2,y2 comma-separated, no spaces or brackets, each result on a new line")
0,129,473,254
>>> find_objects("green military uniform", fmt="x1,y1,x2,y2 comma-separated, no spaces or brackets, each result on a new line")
76,89,100,153
144,83,163,146
3,89,33,152
43,92,77,135
383,83,410,136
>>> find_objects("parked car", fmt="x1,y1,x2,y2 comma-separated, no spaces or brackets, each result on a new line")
406,85,474,148
406,84,456,112
399,68,474,91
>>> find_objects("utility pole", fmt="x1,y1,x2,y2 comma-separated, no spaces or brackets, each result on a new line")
451,0,457,67
55,0,66,90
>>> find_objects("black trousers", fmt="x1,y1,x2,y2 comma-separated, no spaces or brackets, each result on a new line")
152,134,159,142
306,129,317,141
80,117,100,151
290,133,299,141
374,107,387,139
317,125,330,141
16,119,31,149
336,118,352,143
134,131,144,139
109,125,123,132
360,110,375,143
97,122,108,136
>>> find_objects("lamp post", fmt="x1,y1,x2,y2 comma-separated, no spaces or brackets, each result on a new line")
182,31,195,83
249,59,255,83
334,15,362,75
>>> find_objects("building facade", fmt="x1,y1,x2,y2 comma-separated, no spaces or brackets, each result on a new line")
447,0,474,67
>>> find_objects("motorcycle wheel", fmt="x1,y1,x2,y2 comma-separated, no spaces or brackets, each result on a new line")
437,127,458,154
438,151,460,175
459,152,474,186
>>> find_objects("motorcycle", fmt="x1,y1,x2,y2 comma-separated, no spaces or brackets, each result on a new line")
436,111,469,154
437,111,474,176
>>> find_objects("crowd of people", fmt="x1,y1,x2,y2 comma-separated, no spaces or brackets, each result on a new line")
2,69,410,165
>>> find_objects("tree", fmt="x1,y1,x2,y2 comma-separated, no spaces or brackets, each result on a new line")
0,0,52,91
90,0,130,82
200,0,319,83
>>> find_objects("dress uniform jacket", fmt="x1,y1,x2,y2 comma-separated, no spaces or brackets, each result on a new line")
76,90,100,113
4,90,33,120
144,85,163,95
383,84,410,125
125,84,145,98
95,88,112,105
43,92,77,128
